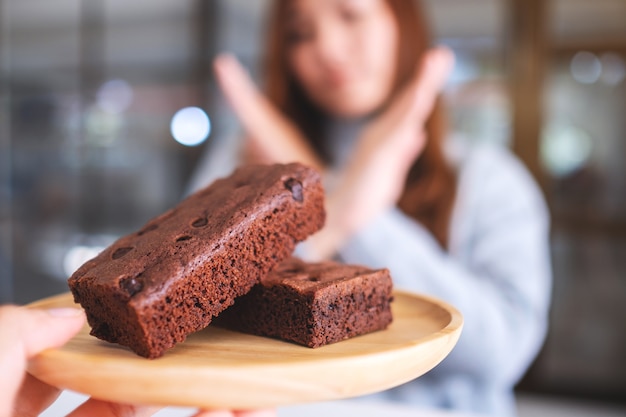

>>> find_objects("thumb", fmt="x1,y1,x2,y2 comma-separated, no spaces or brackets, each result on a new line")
12,307,85,357
0,305,85,361
0,305,85,417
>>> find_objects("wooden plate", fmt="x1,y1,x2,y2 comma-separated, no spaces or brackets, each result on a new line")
27,291,462,409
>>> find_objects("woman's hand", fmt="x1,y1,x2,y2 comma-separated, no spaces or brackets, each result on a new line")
0,305,276,417
308,47,455,259
213,54,323,170
213,47,453,261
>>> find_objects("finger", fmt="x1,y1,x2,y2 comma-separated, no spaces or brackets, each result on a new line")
67,399,160,417
20,307,85,357
13,374,62,417
0,306,85,417
214,53,297,143
213,53,269,131
213,54,322,169
192,410,277,417
233,410,277,417
190,412,234,417
409,46,455,121
370,47,453,137
0,306,85,358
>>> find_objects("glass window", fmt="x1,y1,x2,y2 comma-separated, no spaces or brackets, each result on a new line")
522,0,626,401
2,0,218,303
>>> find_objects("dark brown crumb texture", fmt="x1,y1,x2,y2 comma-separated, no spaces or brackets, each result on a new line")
67,163,325,358
217,258,394,348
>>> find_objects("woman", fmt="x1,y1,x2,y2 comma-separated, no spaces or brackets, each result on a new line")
191,0,552,415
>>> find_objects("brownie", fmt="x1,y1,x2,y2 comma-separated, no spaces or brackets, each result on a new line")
217,258,394,348
68,163,325,358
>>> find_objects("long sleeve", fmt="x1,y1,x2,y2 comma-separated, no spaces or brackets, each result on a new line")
337,145,552,415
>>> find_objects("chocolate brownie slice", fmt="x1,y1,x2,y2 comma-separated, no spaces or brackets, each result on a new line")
217,258,393,348
68,163,325,358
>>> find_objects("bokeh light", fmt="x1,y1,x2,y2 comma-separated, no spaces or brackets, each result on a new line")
541,123,593,177
570,51,602,84
96,79,134,114
170,107,211,147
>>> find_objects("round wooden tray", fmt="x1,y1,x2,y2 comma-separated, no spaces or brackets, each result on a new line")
27,291,462,409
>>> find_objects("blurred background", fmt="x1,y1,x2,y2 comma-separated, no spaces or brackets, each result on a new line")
1,0,625,414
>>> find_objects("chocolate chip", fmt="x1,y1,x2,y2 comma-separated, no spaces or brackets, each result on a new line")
176,235,192,242
284,178,303,202
112,247,133,260
191,218,208,228
119,275,143,297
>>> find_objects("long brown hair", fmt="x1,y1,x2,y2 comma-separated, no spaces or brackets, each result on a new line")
263,0,457,249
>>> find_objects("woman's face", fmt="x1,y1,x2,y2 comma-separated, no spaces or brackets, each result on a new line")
285,0,399,118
